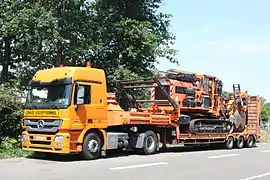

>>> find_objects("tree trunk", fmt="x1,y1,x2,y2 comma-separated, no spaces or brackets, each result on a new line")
2,37,11,83
56,40,64,67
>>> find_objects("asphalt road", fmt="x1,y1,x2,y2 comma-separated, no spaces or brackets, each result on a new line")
1,143,270,180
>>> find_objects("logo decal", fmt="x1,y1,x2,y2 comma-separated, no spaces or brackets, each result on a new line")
37,120,45,129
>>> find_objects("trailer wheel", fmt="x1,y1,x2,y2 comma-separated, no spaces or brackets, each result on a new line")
142,130,158,155
235,136,244,149
225,136,234,149
245,135,255,148
82,132,102,160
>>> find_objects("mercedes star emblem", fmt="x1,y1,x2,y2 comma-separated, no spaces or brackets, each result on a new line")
37,120,45,129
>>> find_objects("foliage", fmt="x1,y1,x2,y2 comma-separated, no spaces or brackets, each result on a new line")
261,102,270,123
0,0,177,90
222,90,233,99
0,83,30,159
0,0,177,157
0,82,24,138
107,65,150,110
0,136,20,150
0,137,31,159
0,0,59,86
91,0,177,89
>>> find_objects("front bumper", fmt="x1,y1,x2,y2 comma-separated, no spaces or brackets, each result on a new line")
21,131,71,154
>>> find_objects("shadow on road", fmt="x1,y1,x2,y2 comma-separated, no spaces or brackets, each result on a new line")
24,143,253,162
25,149,135,162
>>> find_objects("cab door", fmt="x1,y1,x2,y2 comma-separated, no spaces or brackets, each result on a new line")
70,81,107,130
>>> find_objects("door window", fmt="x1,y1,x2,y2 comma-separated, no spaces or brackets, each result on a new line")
75,84,91,105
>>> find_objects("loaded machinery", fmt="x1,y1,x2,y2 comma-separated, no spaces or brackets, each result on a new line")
119,69,250,136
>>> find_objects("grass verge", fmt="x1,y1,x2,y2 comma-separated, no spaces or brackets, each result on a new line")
0,148,32,159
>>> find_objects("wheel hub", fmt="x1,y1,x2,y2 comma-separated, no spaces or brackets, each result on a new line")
146,136,155,151
248,138,253,146
227,137,234,149
228,139,233,147
88,139,98,153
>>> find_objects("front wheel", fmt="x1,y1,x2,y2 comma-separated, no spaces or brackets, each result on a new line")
82,132,102,160
142,130,158,155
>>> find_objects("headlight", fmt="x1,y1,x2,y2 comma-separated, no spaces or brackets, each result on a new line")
22,134,27,141
54,135,64,142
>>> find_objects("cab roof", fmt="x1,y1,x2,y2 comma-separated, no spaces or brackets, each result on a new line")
31,66,106,85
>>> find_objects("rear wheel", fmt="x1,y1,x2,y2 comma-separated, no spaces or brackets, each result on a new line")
142,130,158,155
245,135,255,148
225,136,234,149
82,132,102,160
235,136,244,149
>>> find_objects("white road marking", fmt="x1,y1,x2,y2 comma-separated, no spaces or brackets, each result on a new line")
260,150,270,153
165,147,250,157
109,162,168,170
240,172,270,180
208,153,240,159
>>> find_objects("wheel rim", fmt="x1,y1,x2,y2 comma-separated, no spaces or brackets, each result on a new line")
146,136,155,151
248,137,254,146
238,137,244,147
228,137,233,148
88,139,99,153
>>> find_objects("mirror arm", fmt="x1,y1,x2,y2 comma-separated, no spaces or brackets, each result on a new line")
74,104,78,111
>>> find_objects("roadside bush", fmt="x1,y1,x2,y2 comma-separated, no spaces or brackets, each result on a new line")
0,83,24,140
0,137,21,150
0,137,31,159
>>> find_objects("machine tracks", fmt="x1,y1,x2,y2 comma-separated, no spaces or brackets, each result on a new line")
188,118,234,134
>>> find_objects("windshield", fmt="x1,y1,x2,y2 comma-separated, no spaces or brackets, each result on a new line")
25,84,73,109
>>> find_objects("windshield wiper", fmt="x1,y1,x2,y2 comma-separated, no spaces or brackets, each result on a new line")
25,102,67,109
51,104,61,109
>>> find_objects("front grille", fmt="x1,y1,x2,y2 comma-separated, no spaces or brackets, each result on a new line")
24,119,62,133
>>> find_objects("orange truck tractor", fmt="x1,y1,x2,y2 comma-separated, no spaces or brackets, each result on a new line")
21,64,261,160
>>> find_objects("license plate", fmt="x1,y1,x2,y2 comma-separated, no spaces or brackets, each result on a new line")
33,136,46,141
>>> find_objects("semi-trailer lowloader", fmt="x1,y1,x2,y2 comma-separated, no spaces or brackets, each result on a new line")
21,64,261,160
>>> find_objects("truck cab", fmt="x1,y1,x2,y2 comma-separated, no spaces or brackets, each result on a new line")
22,66,108,156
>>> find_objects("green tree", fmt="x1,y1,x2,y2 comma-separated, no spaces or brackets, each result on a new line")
1,0,177,89
0,0,59,86
88,0,178,90
222,90,233,99
0,82,23,139
0,0,177,137
261,97,270,123
0,0,23,83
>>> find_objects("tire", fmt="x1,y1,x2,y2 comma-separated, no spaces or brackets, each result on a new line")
235,136,244,149
142,130,158,155
245,135,255,148
225,136,234,149
82,132,102,160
